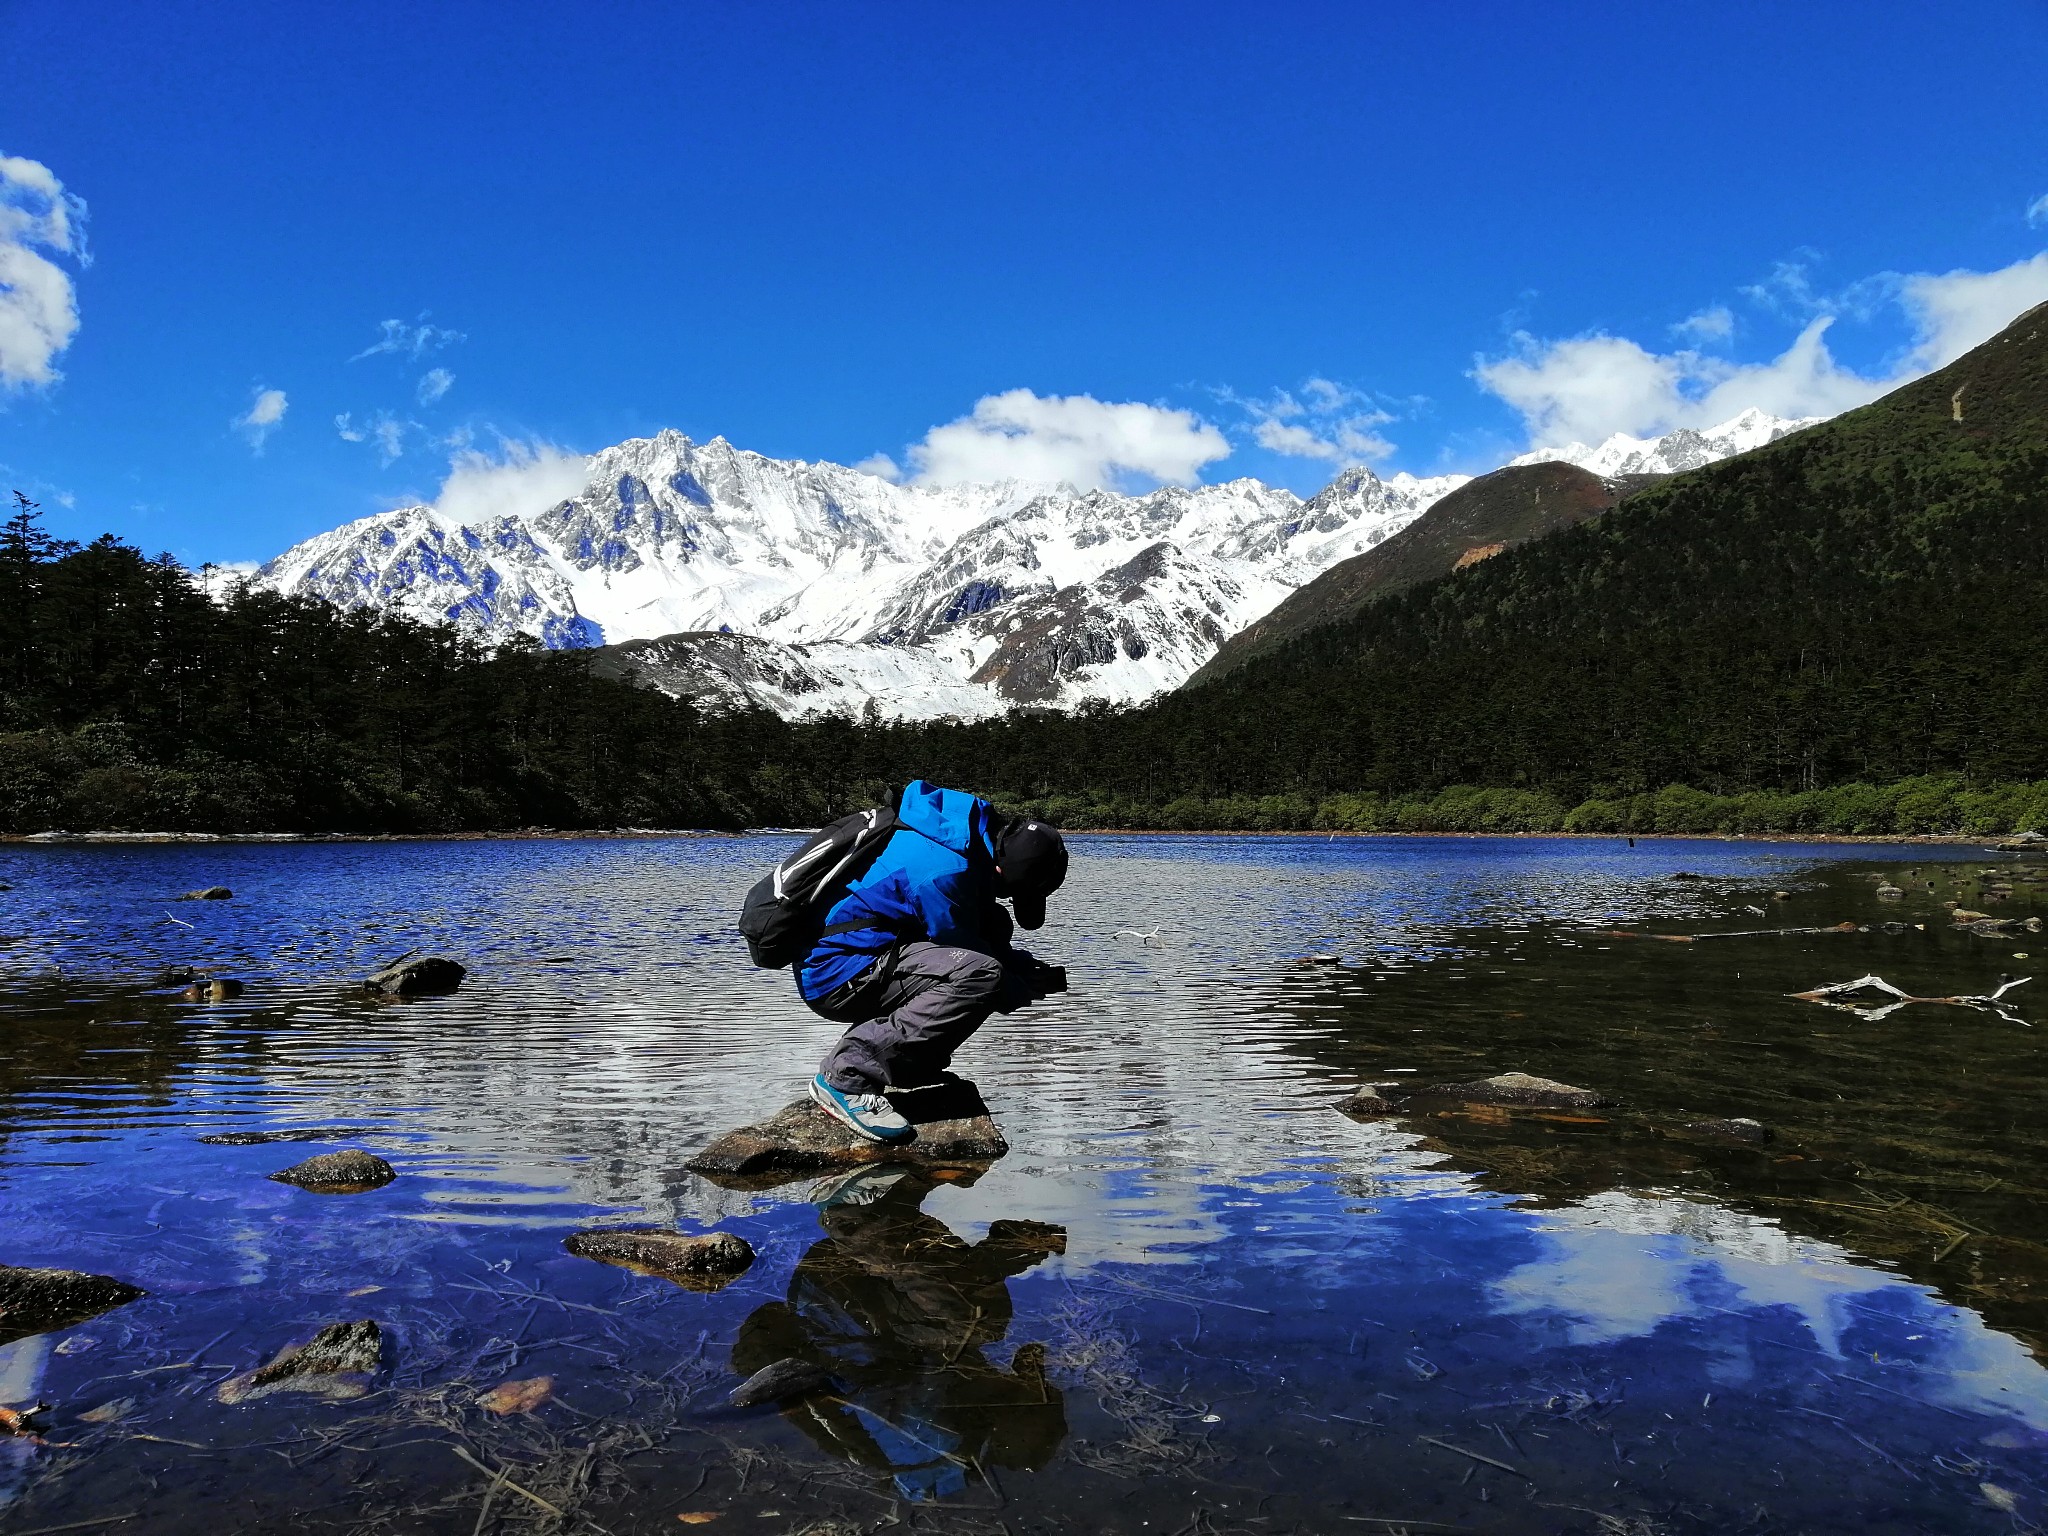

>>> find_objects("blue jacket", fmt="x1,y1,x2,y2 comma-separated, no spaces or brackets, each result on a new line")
795,780,1012,1003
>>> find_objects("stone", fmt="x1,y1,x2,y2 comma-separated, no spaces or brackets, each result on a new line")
199,1127,365,1145
1952,909,1991,922
730,1356,834,1408
175,887,232,901
181,978,243,1002
1771,890,1792,901
687,1076,1008,1189
563,1229,754,1292
1875,885,1904,899
364,955,466,997
0,1264,146,1347
1428,1072,1609,1110
1336,1083,1409,1118
155,965,203,986
1688,1117,1773,1144
216,1320,382,1404
269,1149,396,1193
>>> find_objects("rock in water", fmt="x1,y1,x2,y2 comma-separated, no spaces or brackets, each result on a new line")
1336,1083,1409,1118
0,1264,146,1347
686,1077,1008,1188
1689,1117,1773,1144
730,1356,834,1407
563,1229,754,1291
175,886,233,901
199,1127,366,1146
269,1149,396,1193
1430,1072,1609,1109
364,955,466,997
216,1320,383,1404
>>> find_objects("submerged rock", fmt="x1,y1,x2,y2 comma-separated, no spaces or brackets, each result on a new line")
217,1320,382,1404
364,955,466,997
1336,1083,1409,1118
1875,884,1904,899
199,1127,367,1146
1430,1072,1609,1110
269,1149,396,1193
1688,1117,1773,1144
154,964,203,986
687,1077,1008,1189
730,1355,834,1407
564,1229,754,1291
175,886,232,901
0,1263,146,1347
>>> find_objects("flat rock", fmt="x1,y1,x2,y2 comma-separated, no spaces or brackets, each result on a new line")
269,1149,396,1192
1428,1072,1610,1110
564,1229,754,1291
217,1320,382,1404
687,1077,1007,1189
175,886,232,901
0,1263,146,1347
1688,1117,1773,1144
364,955,466,997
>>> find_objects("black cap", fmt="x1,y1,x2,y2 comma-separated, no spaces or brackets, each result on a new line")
996,818,1067,930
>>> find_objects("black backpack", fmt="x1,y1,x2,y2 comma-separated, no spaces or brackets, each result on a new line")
738,798,901,969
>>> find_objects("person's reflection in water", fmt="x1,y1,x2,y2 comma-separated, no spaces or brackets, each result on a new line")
733,1166,1068,1501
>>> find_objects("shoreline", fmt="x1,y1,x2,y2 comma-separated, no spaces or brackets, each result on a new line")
0,827,2024,848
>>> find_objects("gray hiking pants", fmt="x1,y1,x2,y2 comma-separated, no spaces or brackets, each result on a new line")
818,942,1004,1094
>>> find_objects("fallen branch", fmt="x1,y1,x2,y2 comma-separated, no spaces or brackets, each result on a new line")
1789,973,2030,1022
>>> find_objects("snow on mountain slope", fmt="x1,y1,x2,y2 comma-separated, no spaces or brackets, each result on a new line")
1510,407,1821,477
254,412,1805,720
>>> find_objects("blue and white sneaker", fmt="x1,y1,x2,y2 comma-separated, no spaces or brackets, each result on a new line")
809,1074,912,1144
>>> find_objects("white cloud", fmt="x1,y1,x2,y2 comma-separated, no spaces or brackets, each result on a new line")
430,439,590,527
417,366,454,404
1672,305,1734,343
350,315,464,362
0,154,88,389
1232,377,1395,464
902,389,1229,490
1476,250,2048,449
233,387,289,452
335,409,416,464
2026,194,2048,228
852,452,903,482
1898,252,2048,368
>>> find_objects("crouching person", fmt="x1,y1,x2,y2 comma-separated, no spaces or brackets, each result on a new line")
797,780,1067,1144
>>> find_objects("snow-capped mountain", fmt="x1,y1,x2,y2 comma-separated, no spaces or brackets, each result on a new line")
1509,407,1820,478
254,412,1804,720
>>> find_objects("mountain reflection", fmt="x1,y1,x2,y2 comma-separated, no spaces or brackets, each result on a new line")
733,1168,1068,1501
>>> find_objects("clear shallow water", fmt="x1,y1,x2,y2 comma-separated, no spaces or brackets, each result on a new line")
0,833,2044,1534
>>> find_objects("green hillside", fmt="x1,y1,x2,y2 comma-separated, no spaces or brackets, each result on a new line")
873,301,2048,824
1188,461,1662,686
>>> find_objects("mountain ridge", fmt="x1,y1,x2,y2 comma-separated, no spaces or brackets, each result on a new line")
253,412,1815,719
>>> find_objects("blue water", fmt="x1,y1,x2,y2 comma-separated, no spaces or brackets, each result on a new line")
0,833,2041,1533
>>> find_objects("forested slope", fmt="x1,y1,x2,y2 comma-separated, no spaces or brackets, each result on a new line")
869,303,2048,824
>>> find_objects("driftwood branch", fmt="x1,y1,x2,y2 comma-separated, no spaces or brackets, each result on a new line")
1790,973,2032,1023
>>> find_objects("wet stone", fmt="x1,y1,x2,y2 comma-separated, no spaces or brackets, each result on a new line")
175,886,233,901
364,954,466,997
217,1320,383,1404
154,964,203,986
181,978,243,1002
0,1263,146,1348
1429,1071,1610,1110
1336,1083,1409,1118
730,1355,834,1407
563,1229,754,1292
1689,1117,1774,1144
687,1077,1008,1189
269,1148,396,1193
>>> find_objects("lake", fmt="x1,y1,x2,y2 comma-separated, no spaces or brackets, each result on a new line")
1,832,2044,1534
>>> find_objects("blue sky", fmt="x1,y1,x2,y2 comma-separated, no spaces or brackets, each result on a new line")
4,0,2048,564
